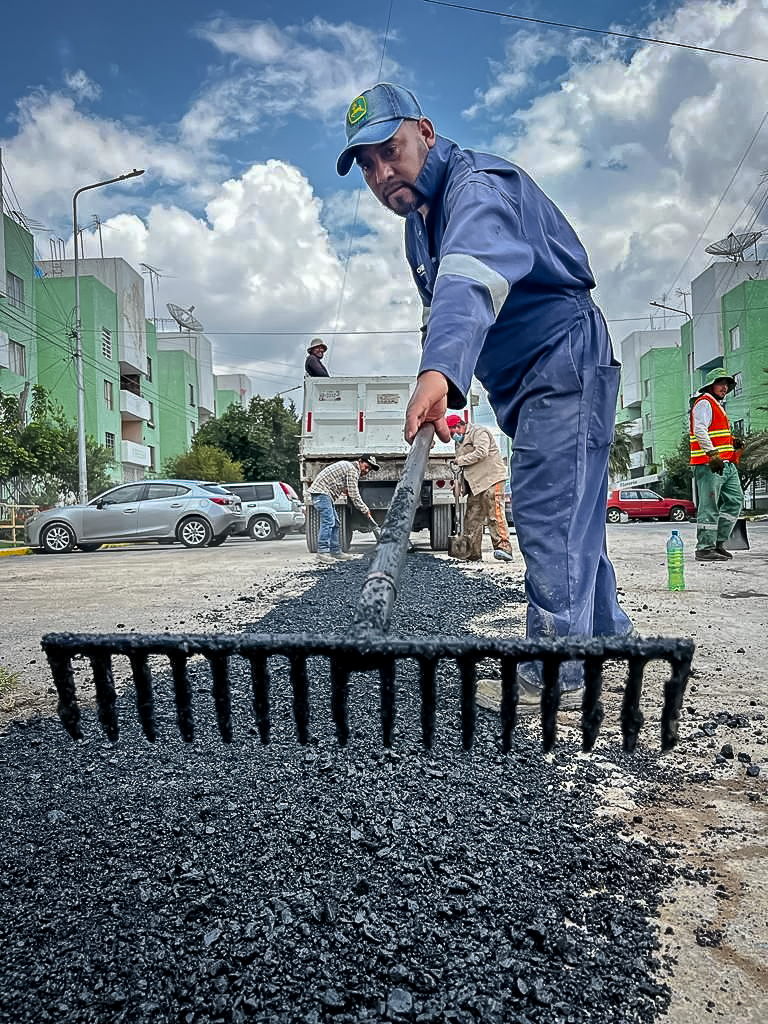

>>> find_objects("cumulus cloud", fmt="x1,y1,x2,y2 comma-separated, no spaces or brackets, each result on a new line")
63,70,100,101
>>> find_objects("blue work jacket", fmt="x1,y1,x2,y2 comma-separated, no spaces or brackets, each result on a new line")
406,135,600,434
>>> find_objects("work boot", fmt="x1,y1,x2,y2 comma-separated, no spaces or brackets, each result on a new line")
317,553,336,564
715,544,734,559
332,552,355,560
493,549,514,562
515,672,584,714
695,548,729,562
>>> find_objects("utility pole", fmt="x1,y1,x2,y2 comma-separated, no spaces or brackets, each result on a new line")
73,168,145,503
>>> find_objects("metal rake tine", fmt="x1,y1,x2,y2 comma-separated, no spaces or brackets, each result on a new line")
581,656,604,753
169,652,195,743
89,652,119,743
540,657,560,752
207,653,233,742
620,656,647,753
128,651,158,742
248,652,271,745
499,656,518,753
289,655,311,745
46,648,82,740
458,656,477,751
661,652,693,752
418,657,437,750
379,658,396,748
330,661,350,747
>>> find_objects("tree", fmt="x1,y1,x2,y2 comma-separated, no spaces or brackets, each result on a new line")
659,430,693,500
164,444,243,482
609,422,631,481
0,386,114,502
194,396,301,488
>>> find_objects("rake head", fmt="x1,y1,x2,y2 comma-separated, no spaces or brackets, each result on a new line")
41,631,694,754
40,427,695,755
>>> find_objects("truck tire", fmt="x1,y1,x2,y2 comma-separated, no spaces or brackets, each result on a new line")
430,505,451,551
339,506,353,552
306,504,320,553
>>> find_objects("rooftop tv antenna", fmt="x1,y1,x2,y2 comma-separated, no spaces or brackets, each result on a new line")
166,302,203,333
140,264,164,325
704,231,762,262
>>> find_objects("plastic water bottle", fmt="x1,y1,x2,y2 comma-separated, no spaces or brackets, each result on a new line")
666,530,685,591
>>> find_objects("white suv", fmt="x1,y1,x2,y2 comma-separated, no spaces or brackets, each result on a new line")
224,481,306,541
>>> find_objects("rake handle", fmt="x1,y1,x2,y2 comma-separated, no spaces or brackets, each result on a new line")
350,423,435,639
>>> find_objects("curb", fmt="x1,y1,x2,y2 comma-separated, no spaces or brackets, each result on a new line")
0,547,32,557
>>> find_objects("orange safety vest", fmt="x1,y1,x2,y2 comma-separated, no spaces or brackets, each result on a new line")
689,393,735,465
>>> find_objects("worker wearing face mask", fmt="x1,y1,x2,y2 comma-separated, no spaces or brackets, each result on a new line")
446,415,514,563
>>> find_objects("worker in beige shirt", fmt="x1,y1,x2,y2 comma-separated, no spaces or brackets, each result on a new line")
446,415,514,562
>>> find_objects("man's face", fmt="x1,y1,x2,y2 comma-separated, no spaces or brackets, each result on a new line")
359,462,371,476
711,380,729,399
355,119,436,217
311,347,325,359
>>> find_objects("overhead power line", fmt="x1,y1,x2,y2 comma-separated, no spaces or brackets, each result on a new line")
423,0,768,64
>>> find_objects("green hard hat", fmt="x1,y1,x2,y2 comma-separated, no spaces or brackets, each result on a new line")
698,367,737,393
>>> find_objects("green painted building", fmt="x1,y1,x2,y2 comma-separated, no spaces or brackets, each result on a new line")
0,213,38,404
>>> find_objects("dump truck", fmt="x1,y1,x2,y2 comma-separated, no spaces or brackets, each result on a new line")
300,375,461,552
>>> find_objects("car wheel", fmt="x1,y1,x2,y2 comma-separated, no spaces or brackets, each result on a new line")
78,543,102,553
40,522,76,554
208,533,228,547
248,515,277,541
177,516,213,549
606,508,622,524
276,530,287,540
669,506,687,522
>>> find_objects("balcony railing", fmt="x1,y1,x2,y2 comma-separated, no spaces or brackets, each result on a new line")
120,441,151,467
119,389,151,422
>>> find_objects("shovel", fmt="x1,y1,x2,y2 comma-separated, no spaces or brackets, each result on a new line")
724,517,749,551
42,425,694,754
447,472,471,559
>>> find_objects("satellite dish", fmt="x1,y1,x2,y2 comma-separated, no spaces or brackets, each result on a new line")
704,231,762,261
166,302,204,332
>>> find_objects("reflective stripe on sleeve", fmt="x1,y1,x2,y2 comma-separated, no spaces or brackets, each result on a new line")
436,254,510,318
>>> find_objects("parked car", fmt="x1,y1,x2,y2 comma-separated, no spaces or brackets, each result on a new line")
607,488,696,523
26,480,242,554
223,481,306,541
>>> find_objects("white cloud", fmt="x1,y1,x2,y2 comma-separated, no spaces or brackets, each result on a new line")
63,70,101,101
181,16,402,148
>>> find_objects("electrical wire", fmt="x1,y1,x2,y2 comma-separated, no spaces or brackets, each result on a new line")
422,0,768,64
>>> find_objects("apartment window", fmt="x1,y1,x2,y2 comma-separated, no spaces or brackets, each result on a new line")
146,356,153,382
103,379,114,410
9,340,26,376
190,421,196,437
104,431,116,452
147,400,155,426
733,419,745,435
733,372,743,397
102,328,112,359
644,414,651,431
643,378,650,397
5,271,24,309
148,445,156,470
188,383,195,407
729,325,741,351
687,352,694,375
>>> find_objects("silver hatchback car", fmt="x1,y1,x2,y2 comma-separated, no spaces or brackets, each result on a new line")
26,480,243,554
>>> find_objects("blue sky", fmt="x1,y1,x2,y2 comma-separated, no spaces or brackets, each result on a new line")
2,0,766,395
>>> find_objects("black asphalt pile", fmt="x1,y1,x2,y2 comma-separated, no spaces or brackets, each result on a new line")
0,555,686,1024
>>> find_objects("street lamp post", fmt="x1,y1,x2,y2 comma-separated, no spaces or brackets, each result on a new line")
73,168,145,503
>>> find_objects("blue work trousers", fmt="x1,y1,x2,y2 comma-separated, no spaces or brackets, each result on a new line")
312,494,340,554
510,305,632,688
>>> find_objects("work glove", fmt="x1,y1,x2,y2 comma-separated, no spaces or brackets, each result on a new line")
733,436,745,450
708,454,725,475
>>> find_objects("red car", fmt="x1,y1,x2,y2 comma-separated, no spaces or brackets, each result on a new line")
607,488,696,524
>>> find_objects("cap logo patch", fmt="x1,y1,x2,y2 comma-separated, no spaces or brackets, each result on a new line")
347,96,368,126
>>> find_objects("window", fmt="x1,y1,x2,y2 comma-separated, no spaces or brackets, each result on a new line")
5,272,24,309
103,379,114,410
643,378,650,397
104,431,116,452
188,383,195,407
102,328,112,359
148,445,156,470
97,483,144,505
687,352,694,375
644,414,651,431
733,372,743,397
146,356,153,382
733,419,745,435
729,325,741,351
147,400,154,426
9,340,26,376
190,421,196,437
145,483,188,500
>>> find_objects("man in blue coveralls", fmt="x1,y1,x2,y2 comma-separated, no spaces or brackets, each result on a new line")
337,83,633,708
